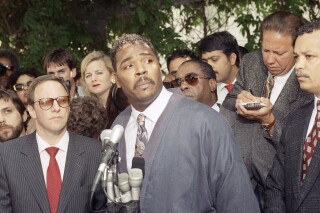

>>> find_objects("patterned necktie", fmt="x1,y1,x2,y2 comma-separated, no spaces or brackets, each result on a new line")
224,84,234,92
135,114,148,157
264,73,275,98
301,101,320,181
46,147,62,213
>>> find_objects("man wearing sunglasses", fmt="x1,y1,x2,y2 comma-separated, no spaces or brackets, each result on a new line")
0,75,104,212
173,59,219,111
109,34,259,212
0,90,25,142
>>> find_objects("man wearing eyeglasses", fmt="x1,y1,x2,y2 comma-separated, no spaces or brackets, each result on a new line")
109,34,259,212
173,59,219,111
0,75,104,212
0,90,25,142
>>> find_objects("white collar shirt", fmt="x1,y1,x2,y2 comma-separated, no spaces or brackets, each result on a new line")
37,131,69,185
125,87,172,170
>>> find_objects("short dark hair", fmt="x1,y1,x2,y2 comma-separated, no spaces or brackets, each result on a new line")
27,75,70,105
110,34,157,71
180,59,216,80
43,48,77,70
8,67,40,90
296,20,320,37
198,31,240,67
0,49,19,71
0,89,25,116
260,11,306,46
67,96,108,139
166,49,198,71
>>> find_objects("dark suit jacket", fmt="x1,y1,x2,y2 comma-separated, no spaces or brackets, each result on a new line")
0,131,104,213
220,51,313,189
264,99,320,213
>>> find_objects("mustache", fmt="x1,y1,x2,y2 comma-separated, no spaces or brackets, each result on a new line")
0,124,13,130
295,71,310,78
133,76,155,89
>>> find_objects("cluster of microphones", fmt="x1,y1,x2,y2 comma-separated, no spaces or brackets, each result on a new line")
90,125,144,213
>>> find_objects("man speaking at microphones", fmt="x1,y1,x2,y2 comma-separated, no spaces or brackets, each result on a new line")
108,34,259,212
0,75,105,213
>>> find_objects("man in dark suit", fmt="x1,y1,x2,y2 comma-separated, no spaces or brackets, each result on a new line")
220,11,313,207
0,75,103,213
264,20,320,213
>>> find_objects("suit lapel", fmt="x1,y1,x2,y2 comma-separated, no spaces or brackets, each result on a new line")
289,100,315,211
57,133,85,213
273,71,299,117
20,133,51,212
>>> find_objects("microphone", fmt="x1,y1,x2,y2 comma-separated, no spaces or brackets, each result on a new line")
132,157,145,178
106,170,115,203
100,129,112,149
128,168,143,201
91,125,124,193
118,173,132,203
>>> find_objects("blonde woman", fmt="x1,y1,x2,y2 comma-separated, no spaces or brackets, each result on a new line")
81,51,121,128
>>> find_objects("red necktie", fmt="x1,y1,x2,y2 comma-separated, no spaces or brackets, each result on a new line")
302,101,320,181
46,147,62,213
225,84,234,92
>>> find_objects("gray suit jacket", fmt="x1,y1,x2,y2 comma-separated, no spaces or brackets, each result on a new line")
0,132,104,213
220,51,313,189
113,89,260,213
264,99,320,213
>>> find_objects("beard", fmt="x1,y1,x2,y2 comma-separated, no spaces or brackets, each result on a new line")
0,122,24,142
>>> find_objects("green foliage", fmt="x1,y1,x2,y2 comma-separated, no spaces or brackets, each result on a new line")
0,0,318,73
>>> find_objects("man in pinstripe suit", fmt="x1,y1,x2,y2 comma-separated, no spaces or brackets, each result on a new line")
264,21,320,212
0,75,104,213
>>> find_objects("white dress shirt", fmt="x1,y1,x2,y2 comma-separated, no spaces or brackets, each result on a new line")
269,67,294,105
306,96,320,139
37,131,69,185
216,79,236,106
125,87,173,170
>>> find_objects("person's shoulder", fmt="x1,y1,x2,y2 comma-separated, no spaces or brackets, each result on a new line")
0,134,33,154
69,132,101,149
242,50,263,63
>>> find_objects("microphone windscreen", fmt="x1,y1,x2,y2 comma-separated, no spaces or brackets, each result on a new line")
109,125,124,144
118,173,130,192
132,157,145,177
100,129,112,141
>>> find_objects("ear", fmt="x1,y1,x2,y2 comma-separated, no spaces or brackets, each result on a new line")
209,79,217,93
115,73,122,88
70,68,77,78
27,105,37,119
229,53,237,66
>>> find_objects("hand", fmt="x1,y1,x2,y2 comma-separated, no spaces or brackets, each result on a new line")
235,91,274,123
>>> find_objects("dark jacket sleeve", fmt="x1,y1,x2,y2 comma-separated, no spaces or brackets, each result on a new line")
0,153,13,212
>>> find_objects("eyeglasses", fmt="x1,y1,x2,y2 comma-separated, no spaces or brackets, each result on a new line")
171,73,211,87
13,81,33,92
33,96,70,110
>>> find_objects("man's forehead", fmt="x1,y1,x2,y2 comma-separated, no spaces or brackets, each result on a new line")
47,63,70,72
0,99,17,110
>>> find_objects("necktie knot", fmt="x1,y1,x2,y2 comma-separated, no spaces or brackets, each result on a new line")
46,147,59,157
137,114,146,125
225,84,234,92
317,100,320,111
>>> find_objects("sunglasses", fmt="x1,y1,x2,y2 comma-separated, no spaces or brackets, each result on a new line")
171,73,211,88
13,81,33,92
33,96,70,110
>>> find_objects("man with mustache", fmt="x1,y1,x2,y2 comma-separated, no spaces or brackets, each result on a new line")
264,20,320,212
0,89,25,142
220,11,313,208
173,59,219,111
109,34,259,212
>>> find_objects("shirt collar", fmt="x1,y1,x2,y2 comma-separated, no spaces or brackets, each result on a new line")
37,131,69,153
131,86,172,123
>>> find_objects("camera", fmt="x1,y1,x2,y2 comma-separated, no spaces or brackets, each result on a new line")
241,102,266,110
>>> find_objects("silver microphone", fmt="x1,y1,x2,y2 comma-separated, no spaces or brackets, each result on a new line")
118,173,132,203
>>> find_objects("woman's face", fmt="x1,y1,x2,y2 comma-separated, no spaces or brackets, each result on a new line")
84,60,113,97
14,74,35,106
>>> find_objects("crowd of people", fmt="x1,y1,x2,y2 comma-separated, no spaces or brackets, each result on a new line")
0,10,320,212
